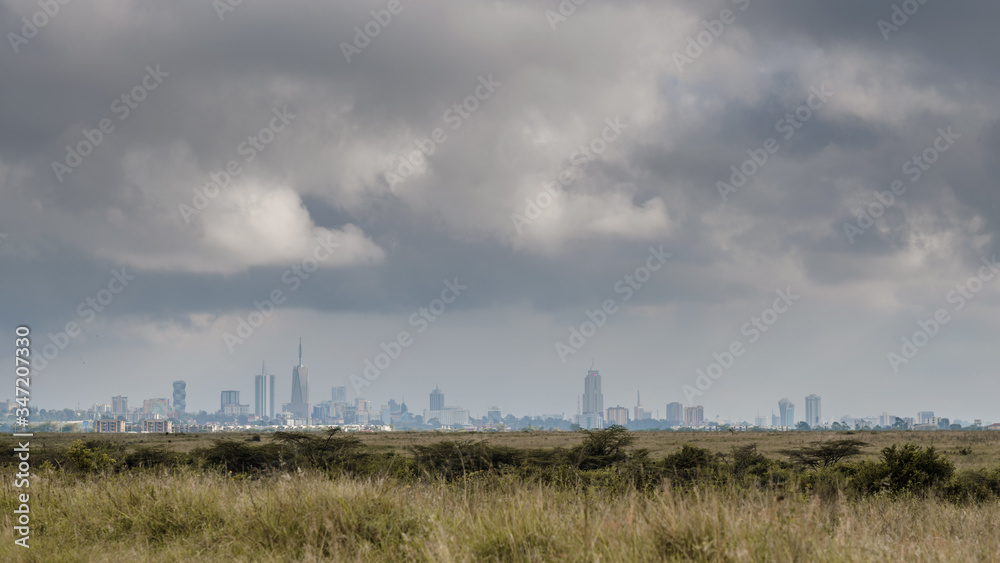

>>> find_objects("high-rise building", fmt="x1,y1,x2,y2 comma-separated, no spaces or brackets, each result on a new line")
487,406,502,424
879,412,892,428
579,368,604,429
771,413,779,427
255,363,275,419
356,398,371,413
633,391,652,421
778,398,794,428
289,338,310,422
424,387,469,427
665,402,684,424
430,386,445,411
332,386,347,404
112,395,128,415
917,411,935,424
684,405,704,427
220,390,240,411
269,371,275,419
804,395,821,428
172,381,186,413
607,405,629,426
142,399,170,419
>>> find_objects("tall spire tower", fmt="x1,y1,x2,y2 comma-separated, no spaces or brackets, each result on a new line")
290,338,310,423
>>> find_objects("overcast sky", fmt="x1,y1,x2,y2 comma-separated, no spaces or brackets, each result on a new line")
1,0,998,423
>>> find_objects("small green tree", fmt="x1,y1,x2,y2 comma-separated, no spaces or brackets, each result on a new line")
879,443,953,494
570,425,634,470
65,440,116,473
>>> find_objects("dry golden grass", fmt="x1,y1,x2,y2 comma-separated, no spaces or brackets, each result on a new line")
1,468,999,562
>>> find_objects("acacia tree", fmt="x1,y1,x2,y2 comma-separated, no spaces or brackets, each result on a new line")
780,439,869,468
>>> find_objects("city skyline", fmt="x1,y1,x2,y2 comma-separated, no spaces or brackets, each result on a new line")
64,362,989,430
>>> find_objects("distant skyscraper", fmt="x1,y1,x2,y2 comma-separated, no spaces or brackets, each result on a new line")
112,395,128,415
289,338,310,422
430,386,445,411
487,406,502,424
221,390,240,411
804,395,821,428
665,402,684,424
172,381,186,413
918,411,935,424
143,398,170,418
332,386,347,404
633,391,651,421
684,405,704,427
779,398,795,427
254,363,275,419
579,368,604,429
771,413,779,427
607,405,629,426
269,372,275,419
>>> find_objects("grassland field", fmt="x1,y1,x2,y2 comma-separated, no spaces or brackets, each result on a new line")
1,429,998,562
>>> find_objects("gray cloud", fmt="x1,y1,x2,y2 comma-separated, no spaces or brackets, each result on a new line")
1,0,998,423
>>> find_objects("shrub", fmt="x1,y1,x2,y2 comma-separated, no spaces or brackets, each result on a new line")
193,440,286,474
122,446,181,469
729,444,770,479
661,445,721,485
272,428,372,473
65,440,116,473
848,443,954,497
943,468,1000,503
411,440,524,479
880,444,953,494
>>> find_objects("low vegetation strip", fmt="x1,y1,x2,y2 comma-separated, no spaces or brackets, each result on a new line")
1,427,999,560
